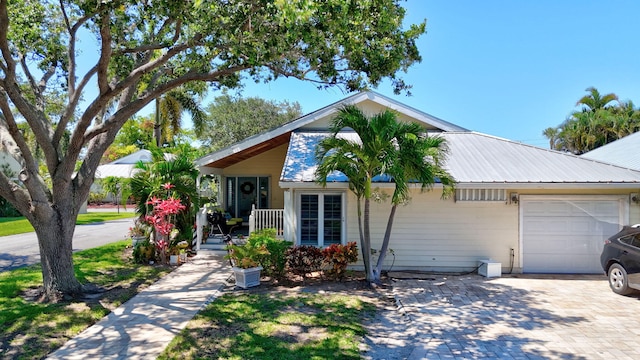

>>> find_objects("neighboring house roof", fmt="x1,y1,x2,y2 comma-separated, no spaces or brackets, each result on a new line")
280,131,640,187
581,131,640,170
195,91,467,169
0,150,21,179
95,149,162,179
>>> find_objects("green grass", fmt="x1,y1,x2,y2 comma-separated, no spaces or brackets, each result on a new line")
159,292,375,360
0,212,135,236
0,240,172,359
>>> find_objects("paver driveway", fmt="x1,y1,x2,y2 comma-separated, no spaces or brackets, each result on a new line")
363,274,640,360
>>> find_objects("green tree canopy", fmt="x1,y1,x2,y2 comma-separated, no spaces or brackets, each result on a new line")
200,94,302,151
0,0,425,300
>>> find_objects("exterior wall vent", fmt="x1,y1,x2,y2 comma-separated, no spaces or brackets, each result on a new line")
456,189,507,202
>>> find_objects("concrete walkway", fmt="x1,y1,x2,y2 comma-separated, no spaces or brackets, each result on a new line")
47,251,231,360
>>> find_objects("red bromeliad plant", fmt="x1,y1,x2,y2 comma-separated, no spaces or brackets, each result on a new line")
144,184,187,263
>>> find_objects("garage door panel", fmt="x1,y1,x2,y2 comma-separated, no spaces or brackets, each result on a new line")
522,198,623,274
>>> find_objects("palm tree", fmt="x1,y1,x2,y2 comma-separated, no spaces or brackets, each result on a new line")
315,105,455,284
575,86,618,112
154,88,206,147
542,127,559,150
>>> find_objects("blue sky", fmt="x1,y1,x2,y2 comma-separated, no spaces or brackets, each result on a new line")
201,0,640,148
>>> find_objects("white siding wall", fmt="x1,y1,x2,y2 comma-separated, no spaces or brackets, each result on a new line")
345,189,519,272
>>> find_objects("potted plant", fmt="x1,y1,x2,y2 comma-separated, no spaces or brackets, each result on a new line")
225,243,269,289
129,219,150,247
177,240,189,263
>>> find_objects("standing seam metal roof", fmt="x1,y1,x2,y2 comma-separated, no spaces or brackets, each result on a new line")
281,131,640,184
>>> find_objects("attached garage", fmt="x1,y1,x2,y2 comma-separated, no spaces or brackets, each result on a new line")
520,195,627,274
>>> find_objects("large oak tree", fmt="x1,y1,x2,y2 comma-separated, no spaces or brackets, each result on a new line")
0,0,425,300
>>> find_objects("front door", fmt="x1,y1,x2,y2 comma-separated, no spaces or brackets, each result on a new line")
226,176,269,221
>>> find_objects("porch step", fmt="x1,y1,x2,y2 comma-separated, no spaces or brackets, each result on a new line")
200,242,227,251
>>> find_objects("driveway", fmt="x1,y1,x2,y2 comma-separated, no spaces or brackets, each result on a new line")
362,274,640,360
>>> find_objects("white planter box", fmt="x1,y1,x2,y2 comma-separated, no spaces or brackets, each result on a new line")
232,266,263,289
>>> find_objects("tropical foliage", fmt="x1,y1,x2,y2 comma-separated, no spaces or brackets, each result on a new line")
154,87,207,147
543,87,640,154
129,149,199,245
315,106,455,284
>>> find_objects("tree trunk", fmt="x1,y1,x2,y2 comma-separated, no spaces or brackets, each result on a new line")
36,208,83,301
373,204,397,281
362,197,375,283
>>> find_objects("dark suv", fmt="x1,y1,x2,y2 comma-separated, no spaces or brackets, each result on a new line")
600,225,640,295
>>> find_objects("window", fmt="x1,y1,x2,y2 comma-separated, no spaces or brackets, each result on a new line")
298,193,344,247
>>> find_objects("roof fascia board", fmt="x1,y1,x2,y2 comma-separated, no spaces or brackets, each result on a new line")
456,182,640,190
280,181,640,190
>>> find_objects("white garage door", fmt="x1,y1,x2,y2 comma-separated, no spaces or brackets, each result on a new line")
521,196,624,274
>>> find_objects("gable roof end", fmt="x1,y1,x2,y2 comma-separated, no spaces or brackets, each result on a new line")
195,91,467,169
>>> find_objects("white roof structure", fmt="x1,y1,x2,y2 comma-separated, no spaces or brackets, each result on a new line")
581,131,640,170
94,149,153,179
197,90,640,189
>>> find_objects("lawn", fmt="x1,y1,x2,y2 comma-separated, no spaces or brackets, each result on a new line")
159,292,376,360
0,212,135,236
0,240,171,359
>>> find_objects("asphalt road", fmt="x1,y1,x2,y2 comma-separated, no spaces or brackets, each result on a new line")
0,217,135,272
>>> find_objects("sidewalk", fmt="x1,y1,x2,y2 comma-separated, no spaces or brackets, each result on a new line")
47,251,231,360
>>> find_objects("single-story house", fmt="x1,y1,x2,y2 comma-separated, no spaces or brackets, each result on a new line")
195,91,640,274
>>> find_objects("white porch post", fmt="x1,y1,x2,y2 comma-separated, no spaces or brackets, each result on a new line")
283,189,293,243
196,206,207,251
249,204,256,235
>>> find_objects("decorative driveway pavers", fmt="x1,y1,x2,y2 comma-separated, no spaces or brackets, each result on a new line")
365,274,640,360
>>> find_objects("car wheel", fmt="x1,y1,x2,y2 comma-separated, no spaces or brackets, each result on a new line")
608,263,634,295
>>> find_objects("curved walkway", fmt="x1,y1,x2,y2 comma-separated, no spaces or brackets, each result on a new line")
47,251,231,360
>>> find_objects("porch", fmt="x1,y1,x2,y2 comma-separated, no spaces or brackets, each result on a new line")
195,206,284,251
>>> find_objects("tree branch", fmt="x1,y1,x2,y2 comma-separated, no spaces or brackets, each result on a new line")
97,13,112,95
0,91,50,214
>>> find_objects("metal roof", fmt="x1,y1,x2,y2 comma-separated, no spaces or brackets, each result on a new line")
581,131,640,170
281,131,640,185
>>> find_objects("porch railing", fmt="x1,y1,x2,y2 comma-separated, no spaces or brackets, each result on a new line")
249,206,284,238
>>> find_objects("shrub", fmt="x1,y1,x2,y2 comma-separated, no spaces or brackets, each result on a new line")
133,239,156,263
322,242,358,280
0,196,21,217
285,245,324,281
225,243,269,268
247,229,292,280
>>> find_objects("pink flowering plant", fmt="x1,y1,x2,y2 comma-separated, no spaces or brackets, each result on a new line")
144,183,187,263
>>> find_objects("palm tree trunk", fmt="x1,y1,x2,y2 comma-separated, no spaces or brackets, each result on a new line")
373,204,396,281
362,197,374,283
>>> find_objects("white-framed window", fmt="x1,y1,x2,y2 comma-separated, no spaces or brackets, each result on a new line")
297,192,345,247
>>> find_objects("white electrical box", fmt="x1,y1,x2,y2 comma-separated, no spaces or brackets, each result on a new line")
478,259,501,278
